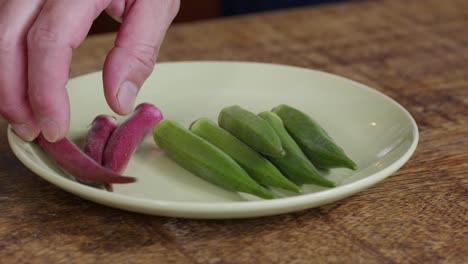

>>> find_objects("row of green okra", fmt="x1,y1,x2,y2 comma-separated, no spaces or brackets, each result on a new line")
153,104,357,199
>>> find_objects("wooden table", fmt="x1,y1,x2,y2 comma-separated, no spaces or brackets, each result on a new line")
1,0,467,263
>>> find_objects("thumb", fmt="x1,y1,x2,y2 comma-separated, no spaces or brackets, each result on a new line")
103,0,179,115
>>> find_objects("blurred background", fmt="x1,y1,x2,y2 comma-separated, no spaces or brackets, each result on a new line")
89,0,347,34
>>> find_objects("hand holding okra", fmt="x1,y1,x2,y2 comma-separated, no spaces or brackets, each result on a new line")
0,0,180,142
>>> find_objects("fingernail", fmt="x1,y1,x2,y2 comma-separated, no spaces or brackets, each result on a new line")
117,81,138,115
40,119,61,142
11,123,37,141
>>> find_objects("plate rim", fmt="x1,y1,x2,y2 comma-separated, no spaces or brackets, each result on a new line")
7,60,419,219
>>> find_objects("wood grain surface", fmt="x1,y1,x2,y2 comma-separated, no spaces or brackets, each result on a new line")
1,0,467,263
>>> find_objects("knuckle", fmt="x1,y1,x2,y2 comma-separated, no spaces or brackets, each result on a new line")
120,43,158,74
133,49,156,75
27,27,61,50
29,88,47,106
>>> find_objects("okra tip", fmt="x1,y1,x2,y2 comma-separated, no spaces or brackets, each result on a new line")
333,155,358,171
321,178,336,188
251,187,275,199
283,182,302,193
304,176,336,188
346,159,358,170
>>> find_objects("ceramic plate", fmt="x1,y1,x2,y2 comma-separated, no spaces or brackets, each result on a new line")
8,61,418,219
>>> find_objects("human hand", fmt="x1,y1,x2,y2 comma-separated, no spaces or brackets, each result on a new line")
0,0,180,142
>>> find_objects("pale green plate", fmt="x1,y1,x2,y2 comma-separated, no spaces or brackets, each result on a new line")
8,61,418,219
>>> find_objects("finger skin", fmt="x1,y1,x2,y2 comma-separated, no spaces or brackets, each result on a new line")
2,0,179,142
103,0,180,115
105,0,125,23
0,0,44,140
27,0,111,142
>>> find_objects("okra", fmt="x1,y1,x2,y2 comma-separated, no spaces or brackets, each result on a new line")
153,119,274,199
259,112,335,187
84,115,118,164
36,134,136,184
83,115,118,191
272,104,357,170
190,118,301,193
103,103,163,173
218,105,284,157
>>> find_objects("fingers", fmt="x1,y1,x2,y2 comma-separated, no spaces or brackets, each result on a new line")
103,0,180,115
27,0,111,142
0,0,44,141
105,0,125,23
1,0,179,142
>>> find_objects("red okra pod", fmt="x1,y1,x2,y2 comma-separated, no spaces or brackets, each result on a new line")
83,115,119,191
103,103,163,173
83,115,118,164
36,134,136,184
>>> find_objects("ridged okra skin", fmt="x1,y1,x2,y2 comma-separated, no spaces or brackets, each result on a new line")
259,112,335,187
83,115,118,191
272,104,357,170
153,119,274,199
190,118,301,193
218,105,285,157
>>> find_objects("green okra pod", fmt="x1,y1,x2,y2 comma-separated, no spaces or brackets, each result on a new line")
259,111,335,187
272,104,357,170
218,105,285,157
190,118,301,193
153,119,274,199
